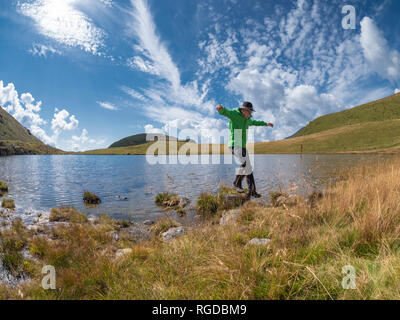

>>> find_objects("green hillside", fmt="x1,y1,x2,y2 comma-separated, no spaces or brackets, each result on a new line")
109,133,191,148
0,106,62,155
255,92,400,154
0,106,43,143
294,92,400,137
254,119,400,154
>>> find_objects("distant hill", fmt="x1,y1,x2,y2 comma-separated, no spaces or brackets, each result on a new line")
255,92,400,154
0,106,62,156
293,92,400,138
109,133,192,148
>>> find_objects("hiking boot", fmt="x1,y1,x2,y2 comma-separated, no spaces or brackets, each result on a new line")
249,191,262,198
246,173,261,198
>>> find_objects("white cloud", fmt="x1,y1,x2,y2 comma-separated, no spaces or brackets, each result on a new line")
121,86,148,102
0,81,46,127
69,128,105,151
51,108,79,135
29,43,61,57
97,101,119,110
29,124,54,145
144,124,165,134
18,0,106,54
395,88,400,94
99,0,113,7
128,0,180,88
127,0,215,115
197,31,239,75
0,80,84,148
194,3,400,140
126,56,159,75
360,17,400,84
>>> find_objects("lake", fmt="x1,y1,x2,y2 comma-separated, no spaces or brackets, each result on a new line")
0,154,392,225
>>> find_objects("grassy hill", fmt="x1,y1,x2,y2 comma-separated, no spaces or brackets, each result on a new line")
254,119,400,154
255,92,400,154
109,133,191,148
293,92,400,137
0,106,62,155
79,142,230,155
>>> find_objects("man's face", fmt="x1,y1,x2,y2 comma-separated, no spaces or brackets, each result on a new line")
241,109,252,119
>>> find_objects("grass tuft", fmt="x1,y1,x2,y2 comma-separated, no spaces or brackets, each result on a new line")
83,191,101,205
49,207,88,223
2,198,15,209
0,181,8,192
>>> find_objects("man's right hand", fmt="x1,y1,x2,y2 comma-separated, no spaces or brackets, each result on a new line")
216,104,223,111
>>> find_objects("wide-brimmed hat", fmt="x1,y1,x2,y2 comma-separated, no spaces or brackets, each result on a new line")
239,101,255,112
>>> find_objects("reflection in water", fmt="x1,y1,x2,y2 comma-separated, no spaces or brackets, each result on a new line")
0,154,392,224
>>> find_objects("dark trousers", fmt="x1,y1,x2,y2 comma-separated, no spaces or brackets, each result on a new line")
229,147,257,194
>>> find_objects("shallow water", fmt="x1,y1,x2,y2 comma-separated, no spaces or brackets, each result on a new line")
0,154,392,224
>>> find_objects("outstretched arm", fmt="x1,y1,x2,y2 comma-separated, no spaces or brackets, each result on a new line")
216,104,239,121
249,119,274,127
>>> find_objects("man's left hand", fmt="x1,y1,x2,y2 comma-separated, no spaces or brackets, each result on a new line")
266,123,274,128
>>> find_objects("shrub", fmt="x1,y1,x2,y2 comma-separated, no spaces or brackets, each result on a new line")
270,191,284,207
0,181,8,192
155,193,180,207
2,198,15,209
197,193,219,216
0,219,32,276
83,191,101,205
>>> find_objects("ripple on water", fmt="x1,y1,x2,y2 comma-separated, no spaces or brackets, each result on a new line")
0,154,393,225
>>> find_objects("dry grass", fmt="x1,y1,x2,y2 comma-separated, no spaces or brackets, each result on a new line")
0,181,8,192
2,198,15,209
4,157,400,299
49,207,88,223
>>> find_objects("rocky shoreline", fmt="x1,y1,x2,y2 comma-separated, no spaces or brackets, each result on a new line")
0,184,309,297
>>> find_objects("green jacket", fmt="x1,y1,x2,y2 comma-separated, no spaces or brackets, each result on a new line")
218,106,267,148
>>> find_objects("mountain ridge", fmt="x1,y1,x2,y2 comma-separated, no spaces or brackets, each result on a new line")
0,106,62,156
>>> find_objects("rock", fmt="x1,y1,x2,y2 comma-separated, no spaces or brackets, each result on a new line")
116,248,132,258
220,209,241,226
245,238,271,248
162,226,185,242
143,220,155,226
179,197,190,208
109,232,119,241
87,216,97,224
125,223,151,242
29,225,45,234
221,194,247,209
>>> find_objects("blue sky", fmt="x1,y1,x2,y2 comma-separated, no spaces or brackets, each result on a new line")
0,0,399,151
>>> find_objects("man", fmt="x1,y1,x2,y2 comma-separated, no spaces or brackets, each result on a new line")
217,102,273,198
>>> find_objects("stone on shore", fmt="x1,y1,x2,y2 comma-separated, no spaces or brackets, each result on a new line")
245,238,271,247
143,220,155,226
162,226,185,242
219,209,241,226
116,248,133,258
220,194,247,210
